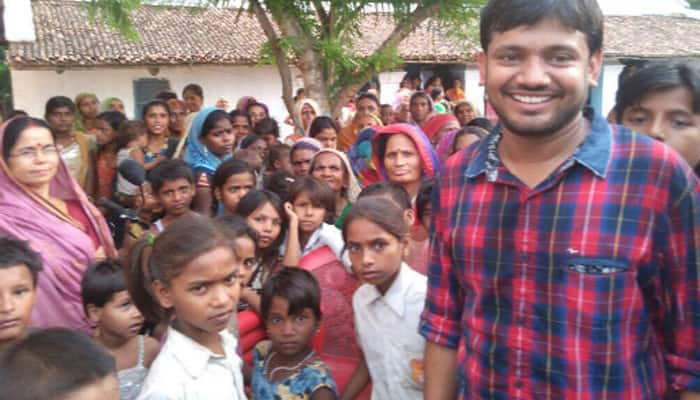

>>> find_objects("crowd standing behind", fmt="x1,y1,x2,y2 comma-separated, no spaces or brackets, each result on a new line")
1,1,700,397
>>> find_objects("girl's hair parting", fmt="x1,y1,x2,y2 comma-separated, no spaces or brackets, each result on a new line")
96,111,127,132
115,120,146,150
229,109,252,125
201,109,232,138
214,215,259,260
286,176,335,217
126,215,236,320
451,126,487,154
240,134,264,149
308,116,339,138
342,197,409,241
357,181,412,210
260,267,321,322
236,190,288,253
141,99,170,121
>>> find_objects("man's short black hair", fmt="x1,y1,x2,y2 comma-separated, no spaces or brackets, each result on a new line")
480,0,604,55
148,159,195,193
0,328,116,400
80,259,127,316
615,60,700,123
0,236,43,286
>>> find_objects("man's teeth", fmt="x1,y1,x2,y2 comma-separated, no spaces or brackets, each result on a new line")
513,95,551,104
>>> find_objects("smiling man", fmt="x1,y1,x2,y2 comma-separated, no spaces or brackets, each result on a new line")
421,1,700,399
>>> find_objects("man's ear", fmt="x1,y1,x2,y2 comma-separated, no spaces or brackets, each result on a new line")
86,304,101,324
152,280,174,309
587,50,604,87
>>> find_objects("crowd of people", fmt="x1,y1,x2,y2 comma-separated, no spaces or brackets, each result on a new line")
1,0,700,399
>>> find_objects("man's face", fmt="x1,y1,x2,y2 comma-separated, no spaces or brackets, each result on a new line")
479,18,602,138
357,98,379,118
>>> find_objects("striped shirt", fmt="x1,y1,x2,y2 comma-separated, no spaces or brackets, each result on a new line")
419,111,700,399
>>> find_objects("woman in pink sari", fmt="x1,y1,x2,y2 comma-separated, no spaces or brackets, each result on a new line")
0,117,115,333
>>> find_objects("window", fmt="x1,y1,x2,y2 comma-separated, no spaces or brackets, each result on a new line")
133,78,171,118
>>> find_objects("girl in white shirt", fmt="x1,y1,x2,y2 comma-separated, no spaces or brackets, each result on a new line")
340,197,428,400
131,215,247,400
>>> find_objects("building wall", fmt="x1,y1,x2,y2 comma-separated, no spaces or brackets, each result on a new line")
10,64,300,135
11,61,622,132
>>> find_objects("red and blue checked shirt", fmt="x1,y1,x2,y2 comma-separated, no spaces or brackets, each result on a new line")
419,111,700,399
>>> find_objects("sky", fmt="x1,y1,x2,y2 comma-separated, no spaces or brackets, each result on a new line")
597,0,699,16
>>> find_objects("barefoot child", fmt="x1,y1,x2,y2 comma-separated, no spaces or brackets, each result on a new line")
0,236,42,353
340,198,427,400
81,259,160,400
251,268,337,400
133,216,247,399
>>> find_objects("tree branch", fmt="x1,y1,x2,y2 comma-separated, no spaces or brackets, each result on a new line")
330,2,441,117
249,0,296,117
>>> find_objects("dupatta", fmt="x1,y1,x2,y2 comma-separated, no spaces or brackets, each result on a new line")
183,107,232,176
0,120,115,333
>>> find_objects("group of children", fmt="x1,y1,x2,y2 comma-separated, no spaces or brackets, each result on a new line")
0,171,437,400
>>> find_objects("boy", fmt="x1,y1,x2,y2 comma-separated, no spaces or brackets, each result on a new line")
147,159,195,234
615,60,700,173
0,236,42,353
0,328,119,400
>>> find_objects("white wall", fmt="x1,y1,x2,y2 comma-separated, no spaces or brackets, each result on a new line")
11,64,299,135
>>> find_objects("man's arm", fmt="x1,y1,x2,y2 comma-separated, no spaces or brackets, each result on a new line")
423,342,457,399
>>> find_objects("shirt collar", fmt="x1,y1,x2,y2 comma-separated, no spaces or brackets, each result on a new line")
362,263,411,317
167,326,236,379
465,108,611,180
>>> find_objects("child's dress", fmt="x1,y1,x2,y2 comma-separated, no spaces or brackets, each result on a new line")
251,340,338,400
118,335,148,400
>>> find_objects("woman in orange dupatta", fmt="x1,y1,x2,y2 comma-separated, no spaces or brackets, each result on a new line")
0,117,115,333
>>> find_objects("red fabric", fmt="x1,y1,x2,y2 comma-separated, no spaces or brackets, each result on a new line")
421,114,458,141
66,200,101,249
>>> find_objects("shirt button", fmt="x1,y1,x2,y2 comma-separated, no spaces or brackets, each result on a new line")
515,380,523,389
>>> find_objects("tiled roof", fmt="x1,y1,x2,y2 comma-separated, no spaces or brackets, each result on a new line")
7,1,700,68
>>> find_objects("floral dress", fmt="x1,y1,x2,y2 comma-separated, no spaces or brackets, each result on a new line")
251,340,338,400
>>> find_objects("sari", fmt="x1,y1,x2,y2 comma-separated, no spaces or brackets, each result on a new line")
0,121,116,333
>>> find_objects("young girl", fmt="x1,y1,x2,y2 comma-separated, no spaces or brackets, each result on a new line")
235,190,287,292
212,158,257,216
183,107,236,215
131,215,247,399
340,197,427,400
214,215,259,310
115,121,148,204
132,100,178,172
80,259,160,400
251,268,337,400
93,111,127,201
308,116,339,149
283,176,351,270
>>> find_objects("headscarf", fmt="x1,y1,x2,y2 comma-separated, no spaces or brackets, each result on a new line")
101,97,123,112
436,129,459,163
371,123,441,182
236,96,257,112
0,119,115,333
421,114,459,142
73,92,98,131
348,126,381,187
296,98,322,134
310,149,361,203
183,107,232,175
453,99,481,120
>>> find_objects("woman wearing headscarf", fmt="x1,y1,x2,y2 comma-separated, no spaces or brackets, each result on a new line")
101,97,126,115
284,99,322,144
0,117,115,333
435,126,487,163
184,107,236,215
421,114,460,146
453,99,480,127
309,148,361,228
74,92,100,134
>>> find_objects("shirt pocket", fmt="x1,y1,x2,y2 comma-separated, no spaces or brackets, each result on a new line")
394,339,426,392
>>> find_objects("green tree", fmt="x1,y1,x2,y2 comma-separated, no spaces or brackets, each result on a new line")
689,0,700,9
87,0,484,118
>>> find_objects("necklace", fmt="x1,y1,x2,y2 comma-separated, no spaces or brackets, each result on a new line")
263,349,315,380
